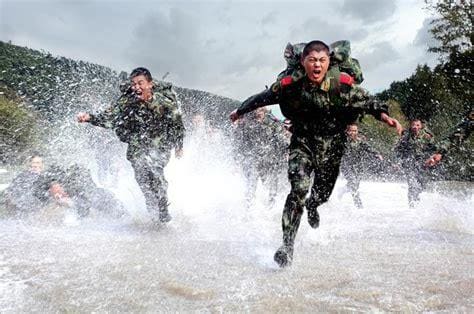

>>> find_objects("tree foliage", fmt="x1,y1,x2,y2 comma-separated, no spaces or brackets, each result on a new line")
425,0,473,58
0,84,41,163
377,1,473,180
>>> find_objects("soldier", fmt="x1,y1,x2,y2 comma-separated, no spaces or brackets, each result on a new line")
425,110,473,167
233,107,288,208
2,153,45,216
35,163,125,218
77,67,184,223
340,123,383,208
395,119,436,207
230,40,402,267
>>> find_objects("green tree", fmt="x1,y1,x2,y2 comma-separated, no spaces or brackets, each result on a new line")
0,84,40,163
425,0,473,58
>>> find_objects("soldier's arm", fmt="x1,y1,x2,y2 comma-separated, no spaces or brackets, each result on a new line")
88,104,119,129
234,82,280,118
346,85,403,135
347,85,389,119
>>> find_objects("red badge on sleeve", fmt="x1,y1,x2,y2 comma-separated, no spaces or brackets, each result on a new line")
280,76,293,87
340,72,354,86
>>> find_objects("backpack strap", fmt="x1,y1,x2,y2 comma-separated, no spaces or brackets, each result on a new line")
327,67,355,103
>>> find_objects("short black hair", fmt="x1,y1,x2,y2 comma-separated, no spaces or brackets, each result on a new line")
130,67,153,82
302,40,330,59
27,151,42,161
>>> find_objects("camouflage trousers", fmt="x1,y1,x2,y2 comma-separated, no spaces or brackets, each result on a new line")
281,133,346,249
342,169,363,208
127,143,171,219
403,161,428,207
243,159,281,208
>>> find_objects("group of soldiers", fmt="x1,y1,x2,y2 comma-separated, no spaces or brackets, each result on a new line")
2,40,471,268
1,153,124,220
230,40,471,267
231,107,290,208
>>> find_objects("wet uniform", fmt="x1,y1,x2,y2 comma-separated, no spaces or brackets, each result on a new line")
88,82,184,221
395,128,435,207
233,113,288,207
2,170,44,216
235,68,389,266
340,136,380,208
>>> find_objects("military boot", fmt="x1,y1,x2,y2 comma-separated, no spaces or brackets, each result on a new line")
273,245,293,268
306,196,320,228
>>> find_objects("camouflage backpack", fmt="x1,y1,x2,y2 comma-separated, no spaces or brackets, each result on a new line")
277,40,364,84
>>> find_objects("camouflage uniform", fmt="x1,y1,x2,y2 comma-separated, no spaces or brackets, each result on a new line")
340,136,380,208
395,128,435,207
233,112,288,207
88,81,184,221
3,170,44,216
236,67,389,266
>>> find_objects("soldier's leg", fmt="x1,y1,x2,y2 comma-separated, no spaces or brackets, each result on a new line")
129,154,160,215
127,147,171,222
347,175,363,209
407,170,423,208
243,162,258,209
306,139,345,228
274,147,313,267
261,162,279,208
267,169,279,208
148,150,172,222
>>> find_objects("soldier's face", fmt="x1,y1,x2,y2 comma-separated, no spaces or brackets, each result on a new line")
410,120,422,135
29,156,44,174
131,75,153,101
346,125,358,140
302,50,330,84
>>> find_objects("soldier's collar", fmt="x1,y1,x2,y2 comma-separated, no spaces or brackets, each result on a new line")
303,76,330,91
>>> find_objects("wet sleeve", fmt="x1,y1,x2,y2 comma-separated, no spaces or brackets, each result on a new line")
236,85,279,116
347,85,389,120
88,105,118,129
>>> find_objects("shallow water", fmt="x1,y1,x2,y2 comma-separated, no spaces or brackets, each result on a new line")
1,175,472,312
1,130,473,312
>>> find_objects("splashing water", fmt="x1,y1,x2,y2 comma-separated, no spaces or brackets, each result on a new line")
1,127,473,312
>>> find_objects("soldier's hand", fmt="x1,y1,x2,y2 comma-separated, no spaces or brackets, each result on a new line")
425,153,442,167
175,148,183,159
229,109,241,122
381,113,403,136
77,112,91,123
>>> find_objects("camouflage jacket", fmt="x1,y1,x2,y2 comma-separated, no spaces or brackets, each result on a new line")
236,68,388,137
395,129,435,163
436,112,473,154
89,82,184,151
